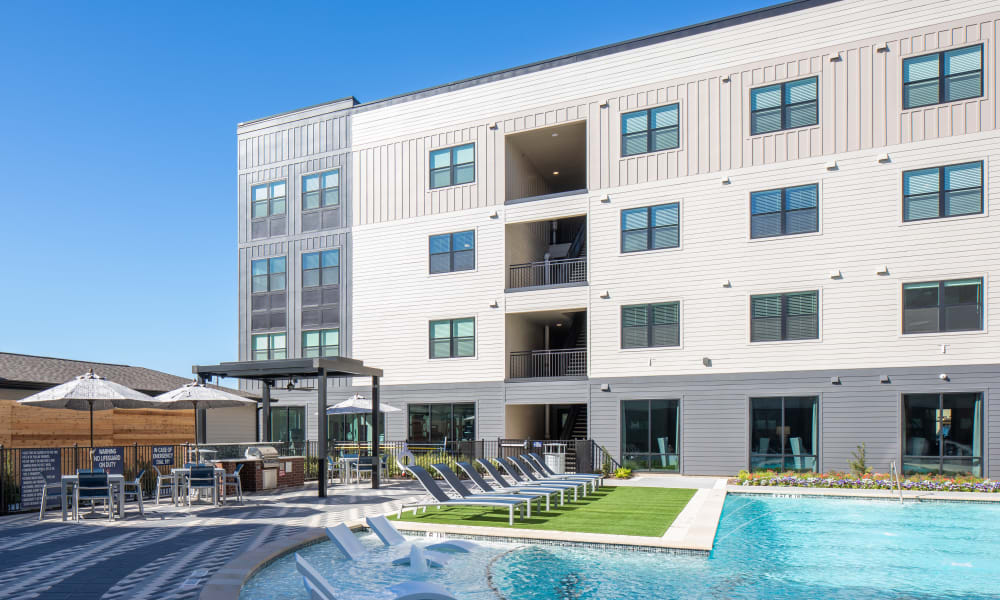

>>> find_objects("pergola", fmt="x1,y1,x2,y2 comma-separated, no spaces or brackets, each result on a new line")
192,357,384,497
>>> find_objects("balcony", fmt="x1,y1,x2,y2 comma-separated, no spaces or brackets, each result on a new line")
505,121,586,204
509,348,587,379
506,215,586,291
506,310,586,379
508,257,587,289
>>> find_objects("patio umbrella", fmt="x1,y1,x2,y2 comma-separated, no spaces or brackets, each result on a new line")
152,381,258,459
17,370,157,447
325,394,401,415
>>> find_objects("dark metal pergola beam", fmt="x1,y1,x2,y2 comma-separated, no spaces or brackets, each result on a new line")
192,357,385,497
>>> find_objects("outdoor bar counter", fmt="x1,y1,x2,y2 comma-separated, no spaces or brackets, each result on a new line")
215,456,304,492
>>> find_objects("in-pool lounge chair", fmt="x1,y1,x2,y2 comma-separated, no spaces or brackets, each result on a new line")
326,523,450,567
366,515,477,553
521,452,604,487
474,459,571,503
457,461,565,506
496,457,588,497
431,463,547,515
295,553,457,600
399,465,527,526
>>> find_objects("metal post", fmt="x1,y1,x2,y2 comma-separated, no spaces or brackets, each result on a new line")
261,381,272,442
371,376,380,489
317,368,328,498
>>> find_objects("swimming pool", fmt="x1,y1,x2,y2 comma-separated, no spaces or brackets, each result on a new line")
239,495,1000,599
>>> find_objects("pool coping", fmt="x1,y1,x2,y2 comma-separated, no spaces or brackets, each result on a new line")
728,485,1000,502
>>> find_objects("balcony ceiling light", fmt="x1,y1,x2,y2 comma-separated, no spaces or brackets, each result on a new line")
552,171,559,175
551,132,559,137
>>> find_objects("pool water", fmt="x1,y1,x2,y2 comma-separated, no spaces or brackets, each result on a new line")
240,496,1000,599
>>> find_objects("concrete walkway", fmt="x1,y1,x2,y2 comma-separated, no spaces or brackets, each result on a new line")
0,481,425,600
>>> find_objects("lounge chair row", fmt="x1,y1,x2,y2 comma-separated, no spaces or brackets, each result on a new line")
398,453,603,525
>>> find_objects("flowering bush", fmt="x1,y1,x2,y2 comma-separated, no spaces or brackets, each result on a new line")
736,469,1000,493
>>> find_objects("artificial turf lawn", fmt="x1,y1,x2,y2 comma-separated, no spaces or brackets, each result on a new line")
389,486,696,537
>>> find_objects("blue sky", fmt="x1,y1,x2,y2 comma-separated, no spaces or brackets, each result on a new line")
0,0,773,378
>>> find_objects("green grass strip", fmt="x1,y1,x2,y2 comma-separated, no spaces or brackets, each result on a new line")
390,486,696,537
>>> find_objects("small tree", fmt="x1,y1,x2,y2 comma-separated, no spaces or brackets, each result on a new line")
848,443,872,477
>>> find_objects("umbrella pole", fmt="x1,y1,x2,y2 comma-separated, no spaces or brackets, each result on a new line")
193,401,199,463
89,401,94,450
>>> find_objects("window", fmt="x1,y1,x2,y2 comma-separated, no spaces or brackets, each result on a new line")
621,203,679,253
903,45,983,109
408,403,475,443
251,181,287,218
302,250,339,288
902,278,983,334
302,170,340,210
751,291,818,342
429,143,475,189
302,329,339,358
328,412,385,443
621,399,679,471
429,231,475,274
251,257,286,293
621,104,680,156
903,161,983,221
429,318,475,358
750,77,818,135
251,333,286,360
750,396,818,472
903,393,982,477
750,184,818,238
270,406,305,448
621,302,680,348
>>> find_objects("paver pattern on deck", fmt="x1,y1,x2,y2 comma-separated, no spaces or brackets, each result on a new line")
0,482,425,600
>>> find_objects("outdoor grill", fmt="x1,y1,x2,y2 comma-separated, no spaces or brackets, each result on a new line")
245,445,281,468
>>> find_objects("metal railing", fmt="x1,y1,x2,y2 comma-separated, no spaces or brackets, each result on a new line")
509,348,587,378
889,460,904,504
508,257,587,289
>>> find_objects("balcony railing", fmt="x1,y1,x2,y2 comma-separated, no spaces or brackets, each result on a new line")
509,349,587,378
508,257,587,289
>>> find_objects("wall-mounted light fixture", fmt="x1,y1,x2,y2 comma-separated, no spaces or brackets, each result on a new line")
600,196,611,204
876,265,890,276
880,374,890,383
599,290,611,299
489,299,499,308
702,357,712,367
830,53,843,62
825,160,839,171
939,373,949,381
722,75,731,83
721,176,732,185
877,153,891,163
722,280,732,288
489,122,499,130
488,209,499,219
600,383,610,392
599,100,610,108
829,269,843,280
876,44,890,53
830,376,841,384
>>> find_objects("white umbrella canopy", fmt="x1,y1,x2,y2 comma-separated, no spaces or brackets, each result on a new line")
152,382,259,459
17,370,158,447
326,394,401,415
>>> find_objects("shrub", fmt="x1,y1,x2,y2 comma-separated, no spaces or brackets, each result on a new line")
848,443,872,477
614,467,633,479
1,454,19,509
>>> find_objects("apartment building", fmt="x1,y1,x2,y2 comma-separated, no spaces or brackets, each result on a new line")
236,0,999,477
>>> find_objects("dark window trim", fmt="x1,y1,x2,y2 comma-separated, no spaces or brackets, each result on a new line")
251,179,287,219
901,392,983,475
750,184,819,238
429,317,476,359
251,256,287,294
902,44,984,110
406,402,477,443
251,332,287,361
429,143,476,189
620,103,681,157
750,290,819,342
902,278,984,334
748,395,819,468
301,169,341,211
620,398,681,469
902,161,984,222
302,328,340,358
620,203,680,253
620,302,681,349
302,249,340,288
750,76,819,136
429,230,475,274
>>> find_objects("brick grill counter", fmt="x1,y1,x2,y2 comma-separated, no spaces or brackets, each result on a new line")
215,457,305,493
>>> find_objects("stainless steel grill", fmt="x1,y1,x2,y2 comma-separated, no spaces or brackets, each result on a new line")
245,445,281,468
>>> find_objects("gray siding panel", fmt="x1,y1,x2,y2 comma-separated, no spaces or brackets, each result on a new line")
504,380,589,404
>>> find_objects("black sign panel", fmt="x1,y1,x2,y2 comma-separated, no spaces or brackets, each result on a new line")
20,449,61,508
151,446,174,466
92,446,124,475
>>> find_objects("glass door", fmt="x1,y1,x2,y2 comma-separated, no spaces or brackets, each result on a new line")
903,392,982,476
621,399,679,471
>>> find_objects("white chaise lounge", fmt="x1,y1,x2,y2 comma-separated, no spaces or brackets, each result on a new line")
295,553,457,600
366,515,478,553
